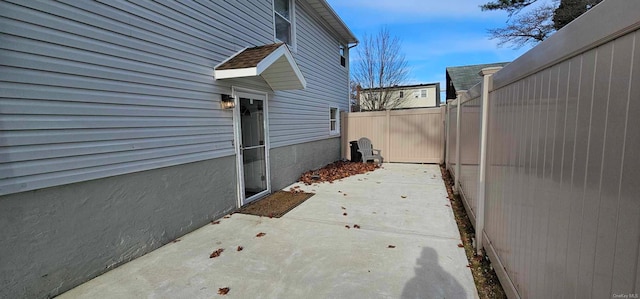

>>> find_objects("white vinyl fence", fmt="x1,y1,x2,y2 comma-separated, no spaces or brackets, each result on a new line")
342,107,445,164
446,1,640,298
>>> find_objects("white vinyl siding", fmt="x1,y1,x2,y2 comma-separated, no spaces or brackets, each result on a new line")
0,0,349,195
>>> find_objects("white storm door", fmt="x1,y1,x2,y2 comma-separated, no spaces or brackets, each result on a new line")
235,90,270,206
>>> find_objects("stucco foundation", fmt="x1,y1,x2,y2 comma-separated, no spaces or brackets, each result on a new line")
0,156,237,299
269,137,341,191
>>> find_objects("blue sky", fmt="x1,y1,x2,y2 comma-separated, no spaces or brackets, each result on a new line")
326,0,533,98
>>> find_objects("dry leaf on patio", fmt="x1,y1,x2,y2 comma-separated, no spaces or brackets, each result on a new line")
256,232,266,237
209,248,224,258
298,161,379,185
218,287,230,295
341,206,346,210
343,212,347,216
401,195,407,199
354,224,361,229
211,220,221,225
172,239,181,243
345,225,351,229
457,243,464,248
237,246,243,251
388,245,396,248
445,204,450,207
223,215,231,219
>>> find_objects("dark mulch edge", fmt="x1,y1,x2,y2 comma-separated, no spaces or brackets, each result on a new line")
237,191,315,218
440,164,507,299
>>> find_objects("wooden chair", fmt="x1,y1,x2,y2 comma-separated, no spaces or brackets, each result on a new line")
357,137,383,165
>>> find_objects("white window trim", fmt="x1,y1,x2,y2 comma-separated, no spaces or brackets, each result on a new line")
272,0,296,52
329,106,340,135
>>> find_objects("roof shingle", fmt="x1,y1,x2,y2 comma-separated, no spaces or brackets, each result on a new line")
217,43,284,70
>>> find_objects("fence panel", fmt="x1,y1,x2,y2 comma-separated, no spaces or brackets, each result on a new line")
459,95,481,217
342,107,444,163
444,1,640,297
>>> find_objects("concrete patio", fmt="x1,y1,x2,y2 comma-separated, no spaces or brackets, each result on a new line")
59,163,478,298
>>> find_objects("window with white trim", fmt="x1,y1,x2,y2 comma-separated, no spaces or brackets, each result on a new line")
420,89,427,98
330,107,339,135
274,0,294,47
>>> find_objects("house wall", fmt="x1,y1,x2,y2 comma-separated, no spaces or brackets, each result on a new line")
270,137,341,191
0,0,350,297
398,86,438,108
269,2,350,148
357,85,439,110
0,0,348,197
0,156,237,299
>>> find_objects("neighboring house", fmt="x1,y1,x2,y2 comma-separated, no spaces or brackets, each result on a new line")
356,83,441,110
445,62,510,101
0,1,356,298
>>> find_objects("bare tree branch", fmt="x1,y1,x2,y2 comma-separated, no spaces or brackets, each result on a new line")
487,4,555,48
351,27,410,111
480,0,539,16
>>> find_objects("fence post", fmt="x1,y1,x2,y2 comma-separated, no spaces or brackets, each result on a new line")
445,104,450,166
385,109,390,162
341,111,348,160
454,91,465,194
476,67,502,255
441,106,446,164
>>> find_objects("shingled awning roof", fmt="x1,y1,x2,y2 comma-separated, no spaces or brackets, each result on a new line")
214,43,306,90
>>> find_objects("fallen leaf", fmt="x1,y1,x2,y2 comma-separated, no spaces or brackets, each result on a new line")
457,243,464,248
345,225,351,229
237,246,243,251
343,193,347,196
172,239,181,243
223,215,231,219
388,245,396,248
343,213,348,216
298,161,380,185
466,264,472,268
209,248,224,258
218,287,230,295
341,206,346,210
445,204,450,207
401,195,407,199
354,224,361,229
256,232,266,237
211,220,221,225
294,186,300,189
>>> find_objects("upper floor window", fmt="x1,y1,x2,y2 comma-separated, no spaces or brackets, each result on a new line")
274,0,294,47
399,91,404,98
420,89,427,98
340,45,346,67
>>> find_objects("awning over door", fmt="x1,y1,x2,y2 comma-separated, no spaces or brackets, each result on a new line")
214,43,306,90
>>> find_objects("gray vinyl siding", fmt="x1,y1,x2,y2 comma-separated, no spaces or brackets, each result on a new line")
0,0,349,196
269,3,349,148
